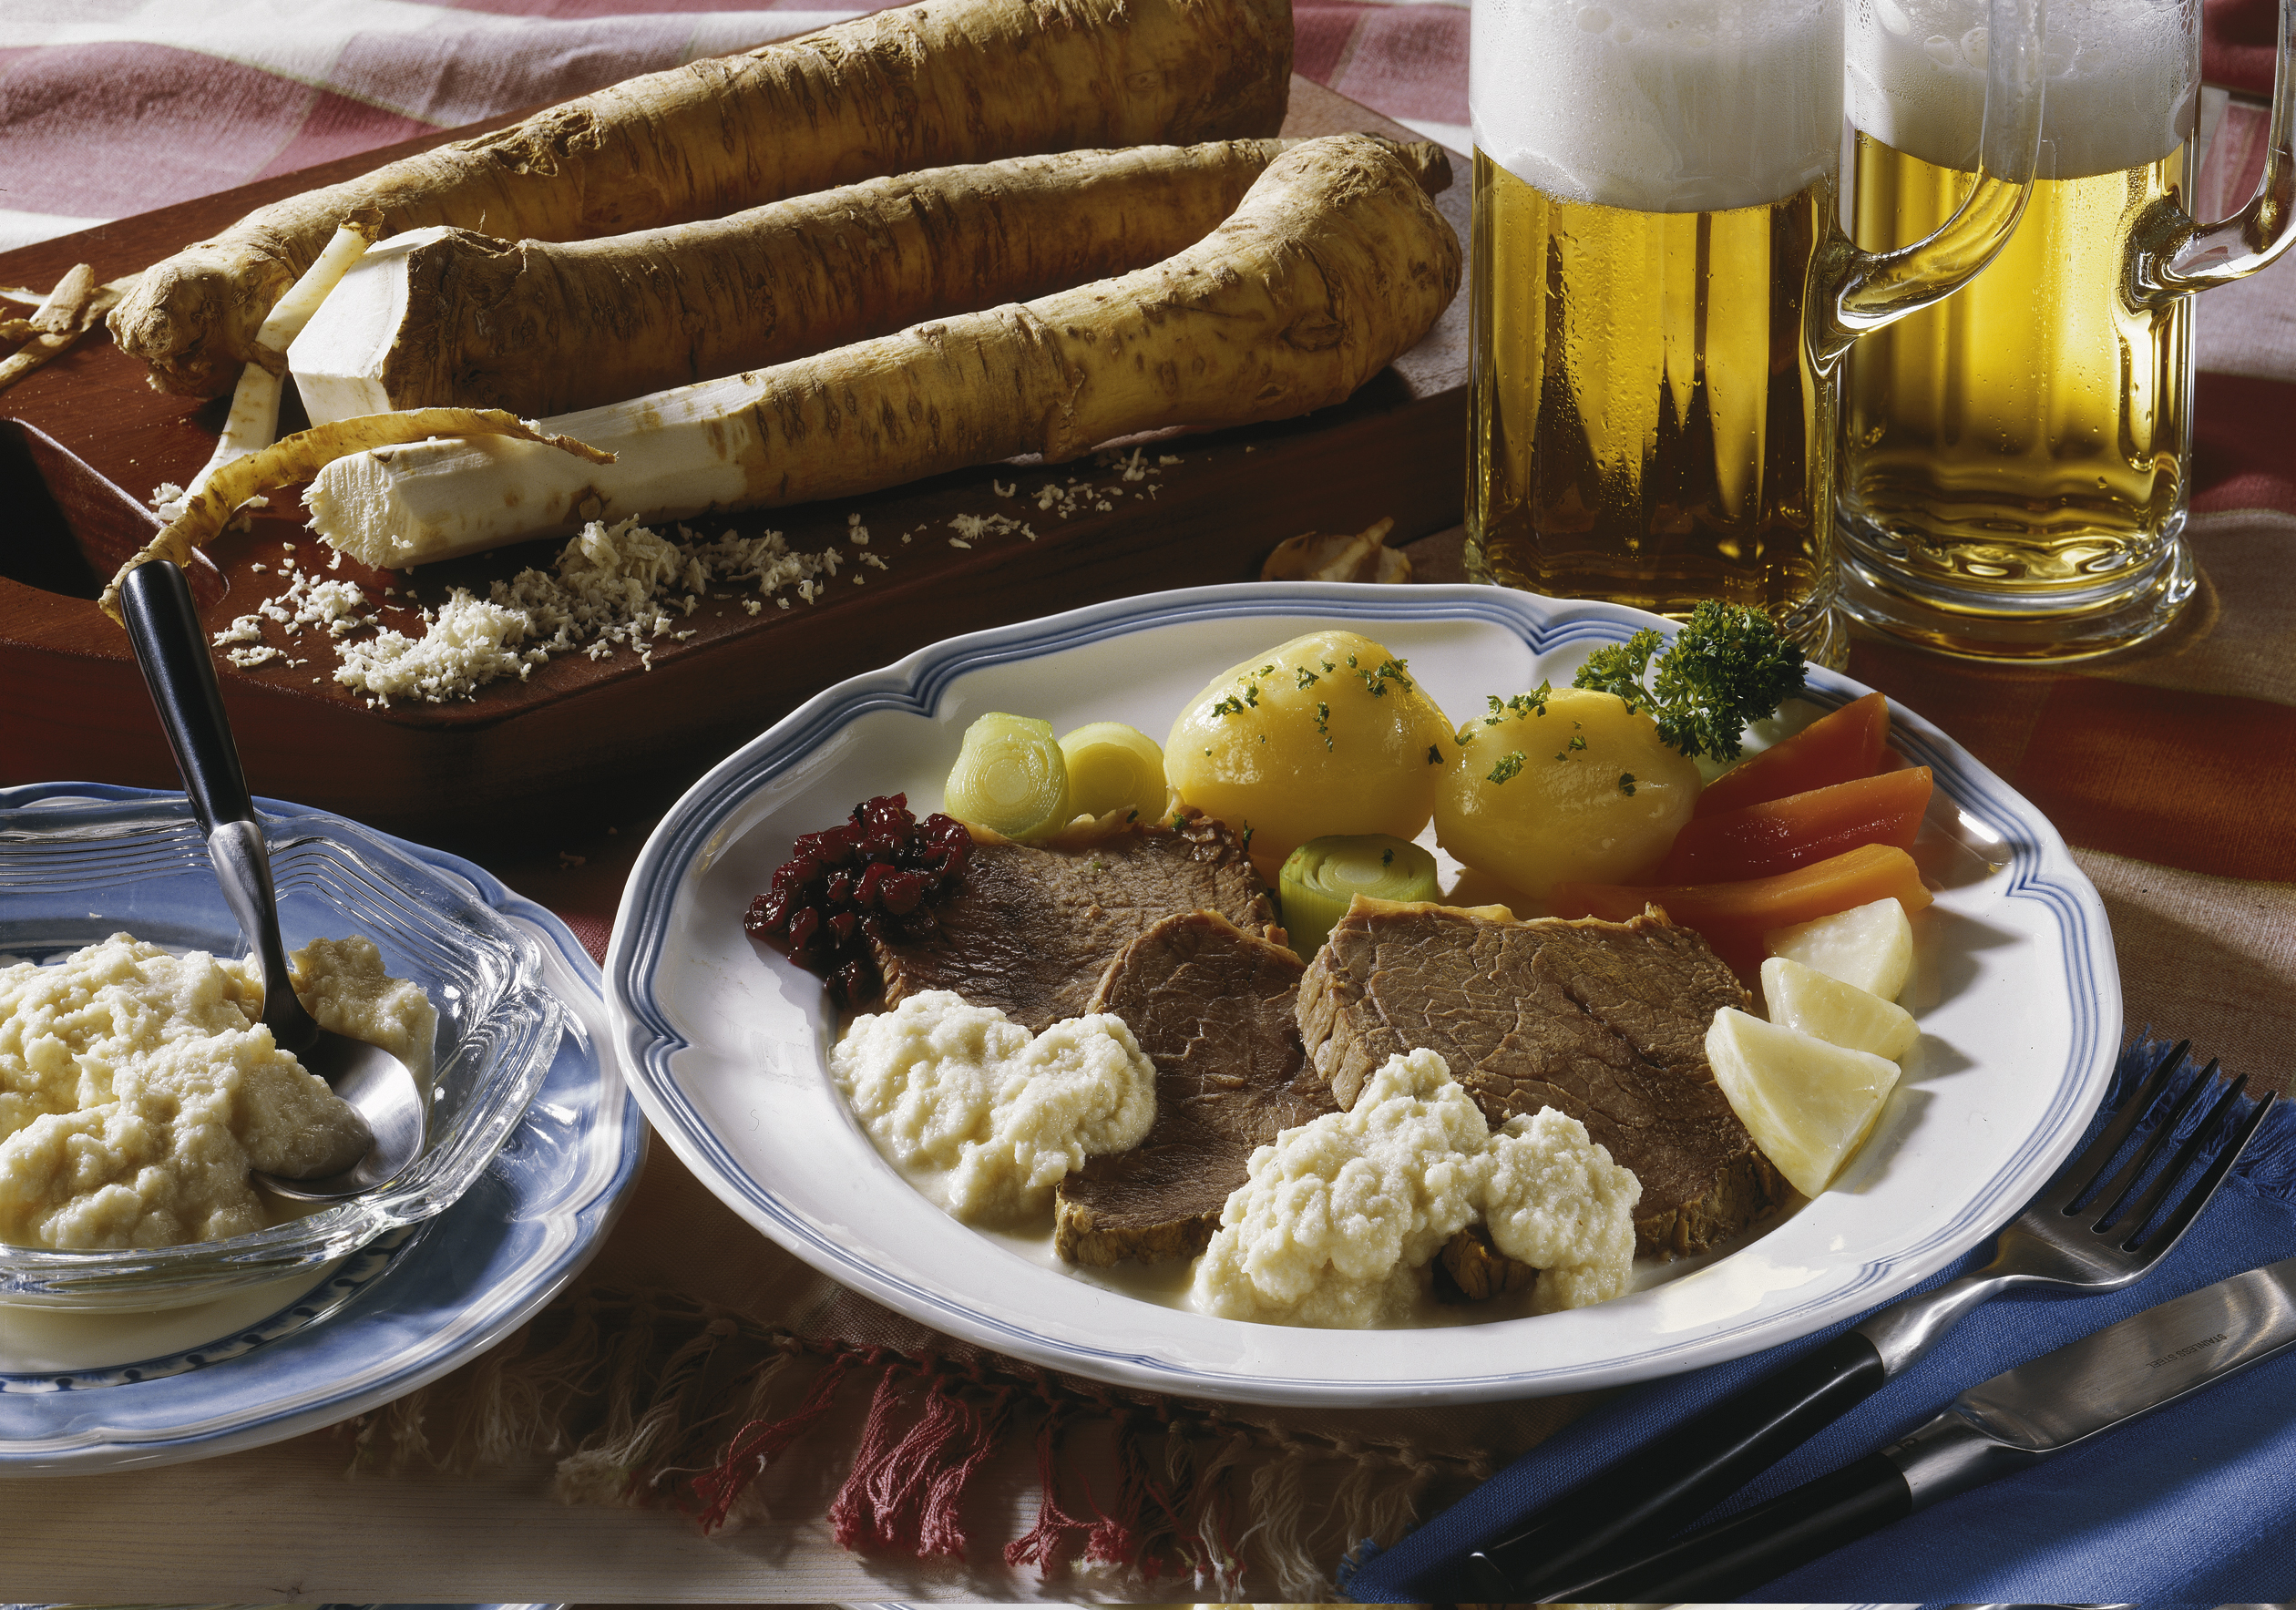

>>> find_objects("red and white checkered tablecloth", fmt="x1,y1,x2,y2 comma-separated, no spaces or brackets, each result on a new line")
0,0,1473,252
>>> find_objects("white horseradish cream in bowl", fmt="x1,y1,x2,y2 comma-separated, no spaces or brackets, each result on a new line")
0,787,563,1312
0,933,433,1249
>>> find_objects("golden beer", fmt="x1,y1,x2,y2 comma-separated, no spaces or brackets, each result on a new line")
1465,155,1835,643
1838,130,2194,644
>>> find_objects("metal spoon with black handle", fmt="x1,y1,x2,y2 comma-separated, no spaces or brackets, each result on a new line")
119,558,425,1198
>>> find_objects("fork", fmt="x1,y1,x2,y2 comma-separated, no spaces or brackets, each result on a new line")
1464,1040,2280,1601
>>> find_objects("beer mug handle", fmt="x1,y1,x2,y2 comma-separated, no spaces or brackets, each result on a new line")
1810,0,2048,366
2131,0,2296,304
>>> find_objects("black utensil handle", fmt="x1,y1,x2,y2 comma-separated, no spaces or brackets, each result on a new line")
1551,1449,1913,1602
1463,1328,1889,1599
120,559,255,833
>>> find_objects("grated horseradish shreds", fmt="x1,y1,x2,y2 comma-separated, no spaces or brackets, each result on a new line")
949,510,1039,545
330,518,842,704
208,477,1077,702
214,566,375,665
335,591,533,702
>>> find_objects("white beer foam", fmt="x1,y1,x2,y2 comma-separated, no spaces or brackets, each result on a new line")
1471,0,1841,212
1848,0,2198,179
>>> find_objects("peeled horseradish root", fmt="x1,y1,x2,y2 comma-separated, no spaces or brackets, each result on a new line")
1165,629,1455,881
1277,834,1440,960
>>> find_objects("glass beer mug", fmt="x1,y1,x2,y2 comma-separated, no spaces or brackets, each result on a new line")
1837,0,2296,660
1465,0,2048,666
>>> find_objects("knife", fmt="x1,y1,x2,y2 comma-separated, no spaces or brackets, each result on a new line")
1520,1254,2296,1602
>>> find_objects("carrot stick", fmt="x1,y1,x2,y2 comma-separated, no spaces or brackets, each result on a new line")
1657,766,1933,882
1552,843,1932,980
1696,692,1891,818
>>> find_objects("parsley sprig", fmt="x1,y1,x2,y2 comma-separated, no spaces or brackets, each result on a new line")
1571,601,1806,763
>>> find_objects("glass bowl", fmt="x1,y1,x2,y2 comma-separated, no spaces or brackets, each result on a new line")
0,786,564,1310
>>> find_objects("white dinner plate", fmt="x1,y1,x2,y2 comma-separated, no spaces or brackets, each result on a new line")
0,784,646,1472
606,583,2119,1407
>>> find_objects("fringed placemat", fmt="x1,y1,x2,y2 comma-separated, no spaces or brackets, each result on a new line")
338,1284,1542,1599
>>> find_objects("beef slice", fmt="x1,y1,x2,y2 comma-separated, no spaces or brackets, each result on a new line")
1297,898,1780,1256
872,812,1274,1034
1054,909,1337,1266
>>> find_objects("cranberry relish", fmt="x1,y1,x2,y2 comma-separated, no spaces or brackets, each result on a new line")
744,794,972,1004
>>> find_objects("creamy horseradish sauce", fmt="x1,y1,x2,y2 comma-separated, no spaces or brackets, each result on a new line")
0,933,436,1249
833,996,1645,1329
830,990,1156,1223
1192,1047,1642,1327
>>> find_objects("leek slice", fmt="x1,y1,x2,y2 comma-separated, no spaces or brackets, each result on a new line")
1058,721,1167,823
1278,833,1440,959
944,713,1071,840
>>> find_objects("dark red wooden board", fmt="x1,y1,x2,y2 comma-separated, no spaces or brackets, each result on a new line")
0,77,1468,852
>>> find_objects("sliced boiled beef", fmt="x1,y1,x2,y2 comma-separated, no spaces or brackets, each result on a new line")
871,812,1275,1033
1297,898,1780,1256
1053,909,1337,1266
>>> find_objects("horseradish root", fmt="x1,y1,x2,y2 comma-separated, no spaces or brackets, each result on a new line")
250,219,380,375
0,264,100,395
289,140,1328,421
99,412,610,624
108,0,1294,398
307,135,1461,569
172,222,383,518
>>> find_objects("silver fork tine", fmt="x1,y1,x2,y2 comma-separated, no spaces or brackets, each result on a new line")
2097,1061,2239,1236
2084,1057,2230,1227
2116,1086,2280,1257
2031,1038,2189,1215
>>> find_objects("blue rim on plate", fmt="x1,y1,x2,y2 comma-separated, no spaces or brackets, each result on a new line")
607,582,2121,1406
0,783,646,1473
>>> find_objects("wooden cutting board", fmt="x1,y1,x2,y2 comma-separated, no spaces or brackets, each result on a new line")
0,76,1469,851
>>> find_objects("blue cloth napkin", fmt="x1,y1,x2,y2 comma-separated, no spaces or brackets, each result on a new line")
1340,1036,2296,1603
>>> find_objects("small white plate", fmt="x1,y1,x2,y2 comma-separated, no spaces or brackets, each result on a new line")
0,784,645,1472
606,583,2119,1407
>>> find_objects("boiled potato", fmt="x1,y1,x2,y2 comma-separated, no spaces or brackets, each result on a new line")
1707,1007,1901,1197
1766,896,1914,1000
1165,630,1454,879
1434,688,1701,898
